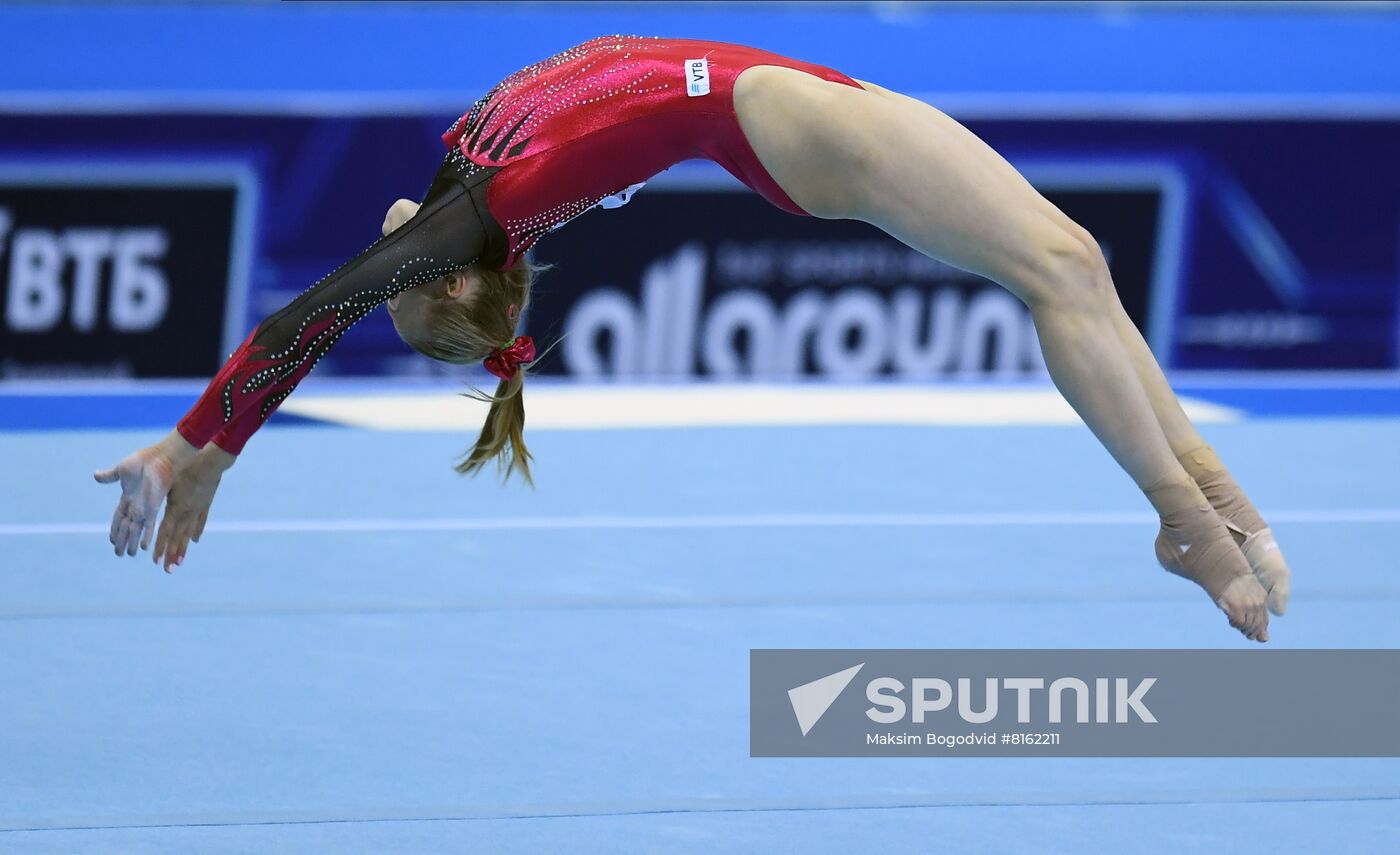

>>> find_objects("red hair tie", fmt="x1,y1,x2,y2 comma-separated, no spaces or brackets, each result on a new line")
483,335,536,381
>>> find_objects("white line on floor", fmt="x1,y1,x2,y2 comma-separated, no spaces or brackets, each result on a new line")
3,508,1398,537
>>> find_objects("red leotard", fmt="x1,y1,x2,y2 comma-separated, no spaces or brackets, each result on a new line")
177,36,860,453
443,35,861,266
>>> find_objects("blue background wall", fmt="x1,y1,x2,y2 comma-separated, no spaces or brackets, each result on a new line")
5,2,1398,114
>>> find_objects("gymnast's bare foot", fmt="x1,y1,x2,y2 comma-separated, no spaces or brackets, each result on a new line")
1179,445,1291,616
1149,478,1270,643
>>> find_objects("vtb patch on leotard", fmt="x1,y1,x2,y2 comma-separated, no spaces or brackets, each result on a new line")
684,58,711,97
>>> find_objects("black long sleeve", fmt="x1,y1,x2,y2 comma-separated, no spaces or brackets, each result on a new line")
179,158,503,452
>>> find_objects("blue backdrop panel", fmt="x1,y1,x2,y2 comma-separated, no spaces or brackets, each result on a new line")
3,113,1393,375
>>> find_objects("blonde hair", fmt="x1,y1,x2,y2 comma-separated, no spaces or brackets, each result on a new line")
402,258,546,484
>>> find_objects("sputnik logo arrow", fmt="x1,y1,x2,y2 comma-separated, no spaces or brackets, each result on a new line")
787,663,865,736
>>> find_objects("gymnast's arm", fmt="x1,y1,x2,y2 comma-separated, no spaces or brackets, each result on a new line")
122,197,445,571
93,165,502,562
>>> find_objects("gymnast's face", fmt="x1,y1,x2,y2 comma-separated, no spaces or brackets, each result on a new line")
386,271,475,350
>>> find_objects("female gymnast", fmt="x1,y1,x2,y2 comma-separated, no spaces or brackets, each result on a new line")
94,36,1290,641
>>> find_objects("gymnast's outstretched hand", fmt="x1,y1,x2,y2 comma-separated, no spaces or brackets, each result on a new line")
94,431,200,561
152,444,235,572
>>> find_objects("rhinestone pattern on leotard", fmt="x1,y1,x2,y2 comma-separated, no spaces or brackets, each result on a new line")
199,153,496,446
444,35,671,165
215,251,463,431
443,36,674,257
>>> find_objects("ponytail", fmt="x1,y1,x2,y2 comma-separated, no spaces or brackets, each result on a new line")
392,255,547,484
457,371,532,485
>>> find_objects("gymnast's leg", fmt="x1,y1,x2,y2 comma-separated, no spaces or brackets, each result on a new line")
734,66,1272,640
840,80,1290,617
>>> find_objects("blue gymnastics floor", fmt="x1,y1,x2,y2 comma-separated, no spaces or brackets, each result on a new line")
1,384,1398,853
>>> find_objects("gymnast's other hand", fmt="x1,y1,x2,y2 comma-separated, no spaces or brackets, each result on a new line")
94,431,200,560
153,443,235,573
382,198,421,236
